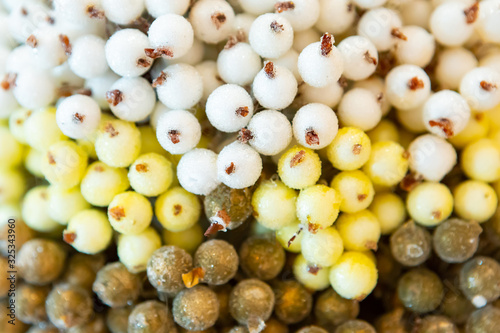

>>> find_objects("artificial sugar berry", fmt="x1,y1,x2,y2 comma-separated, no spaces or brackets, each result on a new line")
189,0,236,44
292,103,339,150
423,90,471,138
147,14,194,60
245,110,293,156
156,109,201,155
56,94,102,139
106,76,156,122
248,13,294,59
217,141,263,189
154,63,203,110
385,64,431,110
68,34,109,79
206,84,254,133
252,61,298,110
298,33,344,88
105,29,153,77
177,148,220,196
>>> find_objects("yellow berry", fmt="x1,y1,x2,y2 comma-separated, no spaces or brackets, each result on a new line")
117,227,162,273
128,153,173,197
276,221,304,253
278,146,322,190
448,113,489,149
329,251,378,300
108,191,153,235
47,185,91,225
461,138,500,182
453,180,497,223
369,192,406,235
301,227,344,267
80,161,130,207
407,182,453,227
155,187,201,232
252,179,297,230
64,209,113,254
95,118,141,168
22,186,60,232
336,210,381,252
0,168,25,205
0,126,24,169
367,119,400,144
23,107,67,151
363,141,409,187
163,224,204,254
326,127,371,171
296,184,341,231
41,140,88,189
293,254,331,291
330,170,374,213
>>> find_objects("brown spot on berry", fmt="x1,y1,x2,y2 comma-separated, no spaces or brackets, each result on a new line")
365,240,378,250
94,165,104,172
338,75,348,88
307,265,321,275
364,51,377,65
287,227,302,248
270,20,284,33
104,122,119,137
59,34,72,56
290,150,306,167
211,12,226,29
135,163,148,173
475,112,484,121
75,88,92,96
173,204,182,216
264,61,275,79
46,16,55,25
308,222,320,233
73,113,85,123
464,2,479,24
347,2,354,11
355,294,367,301
182,267,205,288
145,47,174,59
352,144,362,155
47,153,56,165
358,194,367,201
26,35,37,48
321,33,334,56
63,232,77,244
305,128,320,146
225,35,240,49
86,5,105,19
402,151,410,159
408,76,424,90
106,89,123,106
480,80,497,91
236,106,250,117
275,1,295,13
225,162,236,175
152,71,168,88
432,210,442,219
238,128,254,144
376,92,384,103
400,172,424,192
216,209,231,225
136,57,151,67
109,206,126,221
1,73,17,90
168,130,180,144
20,7,28,16
428,118,454,138
391,28,407,41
